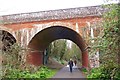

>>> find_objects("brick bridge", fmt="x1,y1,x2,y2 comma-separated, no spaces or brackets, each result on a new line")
0,5,107,68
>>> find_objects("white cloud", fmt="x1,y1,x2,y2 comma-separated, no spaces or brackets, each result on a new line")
0,0,119,16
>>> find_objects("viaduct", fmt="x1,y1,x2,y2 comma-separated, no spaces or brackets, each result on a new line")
0,5,107,68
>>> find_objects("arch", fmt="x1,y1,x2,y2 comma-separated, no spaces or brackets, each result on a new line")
28,22,75,45
27,26,88,68
0,30,16,51
0,26,16,39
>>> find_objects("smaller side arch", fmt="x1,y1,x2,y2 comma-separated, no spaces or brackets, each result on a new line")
0,30,17,51
0,26,17,39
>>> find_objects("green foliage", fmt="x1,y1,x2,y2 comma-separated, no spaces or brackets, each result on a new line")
52,57,67,65
60,60,65,65
87,4,120,79
47,39,81,62
82,68,87,72
3,66,57,78
2,43,25,77
87,68,102,79
1,43,57,78
87,66,120,79
100,4,120,68
47,39,67,60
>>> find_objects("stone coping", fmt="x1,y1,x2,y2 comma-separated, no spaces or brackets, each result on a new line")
0,5,108,24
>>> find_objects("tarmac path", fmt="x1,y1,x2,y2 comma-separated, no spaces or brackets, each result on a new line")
52,65,86,80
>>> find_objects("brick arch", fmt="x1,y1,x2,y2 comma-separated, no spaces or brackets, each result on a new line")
27,26,88,68
28,26,85,51
0,26,17,40
28,22,75,44
0,30,16,51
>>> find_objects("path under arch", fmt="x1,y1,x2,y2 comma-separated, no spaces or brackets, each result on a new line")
52,66,86,79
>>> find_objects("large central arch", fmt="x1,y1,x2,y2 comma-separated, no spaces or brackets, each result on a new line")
27,26,88,68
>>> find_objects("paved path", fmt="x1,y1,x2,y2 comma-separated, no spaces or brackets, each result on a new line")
52,65,86,79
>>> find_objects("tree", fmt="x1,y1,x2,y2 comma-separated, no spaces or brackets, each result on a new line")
100,4,120,68
88,4,120,79
46,39,67,60
46,39,82,64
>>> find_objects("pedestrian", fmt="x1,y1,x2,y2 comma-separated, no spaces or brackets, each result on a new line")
68,59,73,73
74,60,77,66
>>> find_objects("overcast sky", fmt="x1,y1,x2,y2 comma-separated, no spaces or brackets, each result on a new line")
0,0,119,16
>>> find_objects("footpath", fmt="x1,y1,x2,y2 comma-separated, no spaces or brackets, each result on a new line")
52,65,86,80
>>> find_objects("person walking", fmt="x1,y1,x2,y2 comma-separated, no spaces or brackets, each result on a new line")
74,60,77,66
68,59,73,73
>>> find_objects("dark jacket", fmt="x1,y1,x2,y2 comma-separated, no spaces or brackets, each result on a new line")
68,60,73,67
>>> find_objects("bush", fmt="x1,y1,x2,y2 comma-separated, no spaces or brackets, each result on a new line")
3,66,57,78
87,67,120,79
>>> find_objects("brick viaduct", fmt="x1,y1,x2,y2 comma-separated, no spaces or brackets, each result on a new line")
0,5,107,68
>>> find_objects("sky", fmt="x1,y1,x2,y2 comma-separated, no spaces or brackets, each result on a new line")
0,0,119,16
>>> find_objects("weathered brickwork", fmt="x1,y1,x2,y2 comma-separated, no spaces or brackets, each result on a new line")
0,5,106,68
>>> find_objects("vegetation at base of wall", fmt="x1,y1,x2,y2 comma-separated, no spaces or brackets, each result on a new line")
87,66,120,79
3,66,57,78
1,43,57,78
87,3,120,79
81,68,88,75
53,57,67,65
